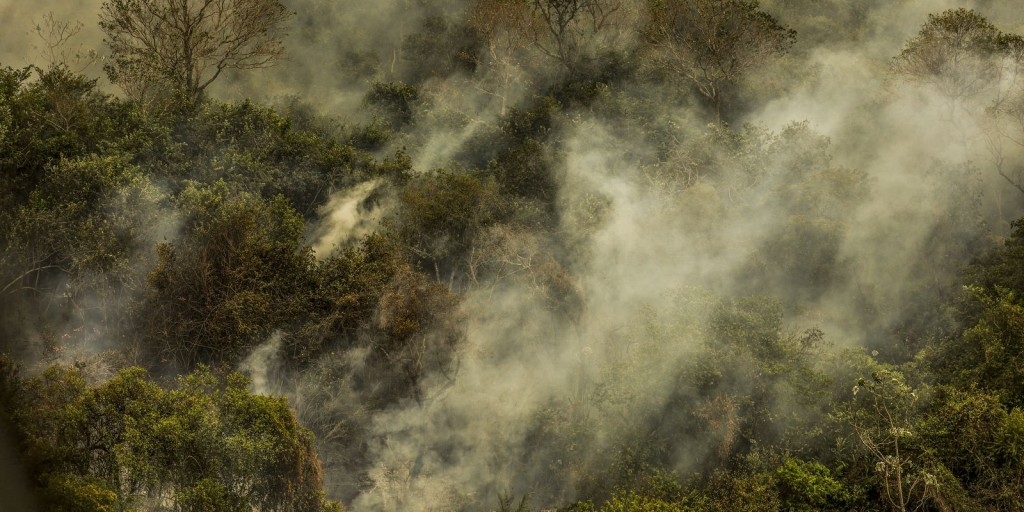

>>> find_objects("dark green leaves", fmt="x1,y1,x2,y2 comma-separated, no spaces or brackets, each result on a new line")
6,364,337,511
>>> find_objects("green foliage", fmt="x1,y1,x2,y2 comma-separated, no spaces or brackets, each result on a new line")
365,81,420,130
139,182,315,368
577,290,831,502
838,361,945,511
892,8,1005,100
709,295,784,361
931,231,1024,406
7,364,338,511
0,66,138,211
669,451,789,512
834,357,1024,510
599,490,683,512
489,97,562,208
41,473,118,512
176,478,249,512
169,99,385,214
9,155,163,283
499,96,559,144
701,295,830,450
561,470,687,511
395,168,504,277
701,471,781,512
964,219,1024,298
917,387,1021,510
775,457,851,510
549,53,638,108
6,3,1024,512
954,286,1024,403
282,233,401,365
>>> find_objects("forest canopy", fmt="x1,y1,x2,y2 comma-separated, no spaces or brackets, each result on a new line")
2,1,1024,511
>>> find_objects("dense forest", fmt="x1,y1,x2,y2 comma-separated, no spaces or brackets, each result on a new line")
2,0,1024,510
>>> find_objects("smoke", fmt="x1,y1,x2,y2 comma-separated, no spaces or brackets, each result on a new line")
350,286,581,510
402,82,505,172
344,116,818,509
5,0,1024,510
239,331,285,395
4,161,176,382
746,0,1021,346
216,0,476,114
333,2,1024,509
310,180,387,258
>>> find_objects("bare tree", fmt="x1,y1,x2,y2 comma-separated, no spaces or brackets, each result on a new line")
529,0,628,74
99,0,293,105
642,0,795,121
468,0,539,115
32,13,99,73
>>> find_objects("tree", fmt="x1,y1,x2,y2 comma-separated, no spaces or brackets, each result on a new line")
364,81,419,130
931,284,1024,409
0,66,135,207
892,9,1024,197
138,182,314,369
3,155,163,352
891,8,1003,104
841,363,939,512
529,0,629,75
468,0,540,115
395,168,503,282
917,387,1023,510
642,0,795,121
371,264,464,404
99,0,293,106
31,12,99,73
4,364,340,511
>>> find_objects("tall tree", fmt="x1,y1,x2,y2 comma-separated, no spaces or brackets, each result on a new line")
468,0,539,114
530,0,628,74
99,0,293,106
642,0,795,121
892,8,1024,198
891,8,1003,103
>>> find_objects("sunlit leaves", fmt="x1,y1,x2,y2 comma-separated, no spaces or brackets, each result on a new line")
7,364,337,511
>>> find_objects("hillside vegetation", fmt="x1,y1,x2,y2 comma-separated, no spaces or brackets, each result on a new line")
2,1,1024,511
